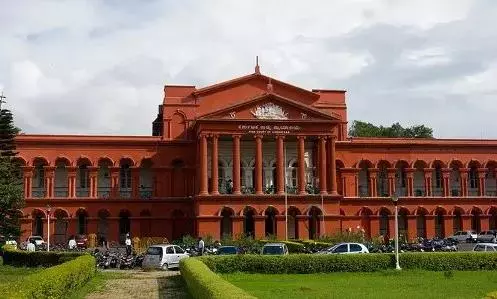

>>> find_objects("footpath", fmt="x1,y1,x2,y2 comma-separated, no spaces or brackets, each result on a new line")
86,270,191,299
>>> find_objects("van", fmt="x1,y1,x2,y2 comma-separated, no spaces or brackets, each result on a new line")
142,244,189,270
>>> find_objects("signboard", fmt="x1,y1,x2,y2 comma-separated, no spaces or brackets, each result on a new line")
238,124,301,135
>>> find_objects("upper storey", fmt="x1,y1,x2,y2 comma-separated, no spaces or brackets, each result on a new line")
157,70,348,141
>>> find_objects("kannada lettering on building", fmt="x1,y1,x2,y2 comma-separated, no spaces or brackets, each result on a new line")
238,124,301,135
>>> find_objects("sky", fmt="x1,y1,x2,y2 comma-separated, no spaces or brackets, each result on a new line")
0,0,496,138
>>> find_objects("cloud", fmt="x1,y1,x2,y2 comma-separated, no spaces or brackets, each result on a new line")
0,0,495,138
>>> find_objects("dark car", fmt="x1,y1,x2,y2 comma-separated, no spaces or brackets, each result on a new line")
217,246,238,255
75,234,88,248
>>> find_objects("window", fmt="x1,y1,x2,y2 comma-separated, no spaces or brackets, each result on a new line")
120,165,131,188
474,245,485,252
166,247,174,254
469,168,478,189
332,244,348,253
435,168,442,188
350,244,363,252
146,247,162,255
174,246,185,254
79,166,89,188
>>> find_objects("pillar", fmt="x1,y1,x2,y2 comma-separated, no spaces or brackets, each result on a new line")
423,168,433,197
459,168,469,197
276,215,286,240
22,166,33,198
406,168,415,197
425,215,435,238
297,216,308,240
255,135,263,195
297,136,306,195
44,166,55,198
211,134,219,195
478,168,488,196
370,216,380,238
199,134,208,196
369,168,378,197
232,135,241,195
232,216,243,237
328,135,338,195
89,166,98,198
442,168,451,197
480,215,490,231
319,137,327,194
110,167,120,198
407,216,417,241
276,135,285,195
131,167,140,198
444,215,454,235
254,216,265,239
387,168,396,196
462,215,471,230
68,166,77,198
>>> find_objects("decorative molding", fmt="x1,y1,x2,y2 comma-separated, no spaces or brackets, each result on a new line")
251,102,288,120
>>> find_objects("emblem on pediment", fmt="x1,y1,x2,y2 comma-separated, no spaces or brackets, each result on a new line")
251,102,288,120
229,111,236,119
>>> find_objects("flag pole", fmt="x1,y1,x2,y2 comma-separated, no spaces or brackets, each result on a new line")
284,143,288,241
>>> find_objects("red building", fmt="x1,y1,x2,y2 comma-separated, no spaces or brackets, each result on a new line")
16,66,497,244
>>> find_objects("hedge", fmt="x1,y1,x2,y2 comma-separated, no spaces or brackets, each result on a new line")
299,240,332,252
2,249,85,267
487,291,497,299
180,258,255,299
0,255,96,299
199,252,497,274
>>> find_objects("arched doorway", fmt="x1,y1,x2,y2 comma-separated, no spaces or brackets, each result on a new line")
434,207,446,238
287,207,300,239
379,208,390,237
119,210,131,244
471,207,482,233
32,210,44,236
75,209,88,235
54,209,68,245
453,208,463,232
97,209,110,244
489,207,497,230
220,207,234,239
264,207,278,237
416,208,428,238
308,206,322,240
398,208,409,241
243,207,256,237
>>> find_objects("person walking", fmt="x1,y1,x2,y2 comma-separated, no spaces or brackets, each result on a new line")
125,234,132,256
197,237,205,256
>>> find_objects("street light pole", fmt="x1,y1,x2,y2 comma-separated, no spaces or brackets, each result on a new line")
392,195,401,270
47,205,51,252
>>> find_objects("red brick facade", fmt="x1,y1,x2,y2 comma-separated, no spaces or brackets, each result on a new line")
16,70,497,244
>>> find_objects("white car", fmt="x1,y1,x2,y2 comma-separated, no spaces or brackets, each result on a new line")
473,243,497,252
448,231,478,243
142,244,189,270
320,242,369,254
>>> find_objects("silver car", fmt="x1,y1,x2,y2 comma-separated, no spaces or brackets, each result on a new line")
448,231,478,243
473,243,497,252
142,244,189,270
319,242,369,254
476,231,497,243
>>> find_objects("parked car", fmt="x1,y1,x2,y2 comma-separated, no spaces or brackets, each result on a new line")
448,231,478,243
75,234,88,248
27,236,45,249
473,243,497,252
142,244,189,270
261,243,289,255
319,242,369,254
217,246,238,255
476,231,497,243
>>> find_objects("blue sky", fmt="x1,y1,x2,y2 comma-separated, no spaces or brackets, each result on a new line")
1,0,496,138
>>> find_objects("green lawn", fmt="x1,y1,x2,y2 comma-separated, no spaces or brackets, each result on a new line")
223,270,497,299
0,257,42,286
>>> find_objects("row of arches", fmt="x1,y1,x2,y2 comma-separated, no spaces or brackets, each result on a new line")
29,208,190,244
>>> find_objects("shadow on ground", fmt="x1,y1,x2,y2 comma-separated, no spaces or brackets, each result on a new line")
158,273,192,299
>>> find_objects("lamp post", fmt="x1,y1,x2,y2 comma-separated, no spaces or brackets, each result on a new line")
46,204,51,252
391,194,401,270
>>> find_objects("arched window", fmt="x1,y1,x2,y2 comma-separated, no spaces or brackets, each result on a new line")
119,210,131,244
243,208,255,237
291,162,298,188
453,210,463,232
469,167,479,196
379,209,390,237
76,210,88,235
308,207,322,239
220,208,234,238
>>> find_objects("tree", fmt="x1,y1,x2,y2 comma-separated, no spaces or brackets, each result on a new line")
0,104,24,239
349,120,434,138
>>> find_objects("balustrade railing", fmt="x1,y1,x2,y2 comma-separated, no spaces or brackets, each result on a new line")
139,188,153,199
358,185,369,197
413,186,425,196
54,187,68,197
432,187,443,196
120,190,132,198
468,188,479,196
76,188,89,197
32,188,45,198
97,187,111,198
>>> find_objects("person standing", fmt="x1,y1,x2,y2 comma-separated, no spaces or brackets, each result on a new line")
197,237,205,256
125,234,132,256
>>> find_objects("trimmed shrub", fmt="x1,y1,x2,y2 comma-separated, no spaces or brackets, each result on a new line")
199,252,497,274
258,240,305,253
486,291,497,299
0,255,96,298
2,249,84,267
300,240,332,252
136,237,169,254
180,258,255,299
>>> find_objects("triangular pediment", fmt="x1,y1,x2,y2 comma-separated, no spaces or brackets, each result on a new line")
198,93,338,121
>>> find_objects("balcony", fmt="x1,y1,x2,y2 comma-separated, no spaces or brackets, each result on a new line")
139,188,153,199
54,187,68,197
32,188,45,198
76,188,89,197
120,190,132,198
97,187,111,198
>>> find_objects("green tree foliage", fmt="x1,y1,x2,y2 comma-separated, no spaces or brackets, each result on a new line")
349,120,434,138
0,107,24,238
